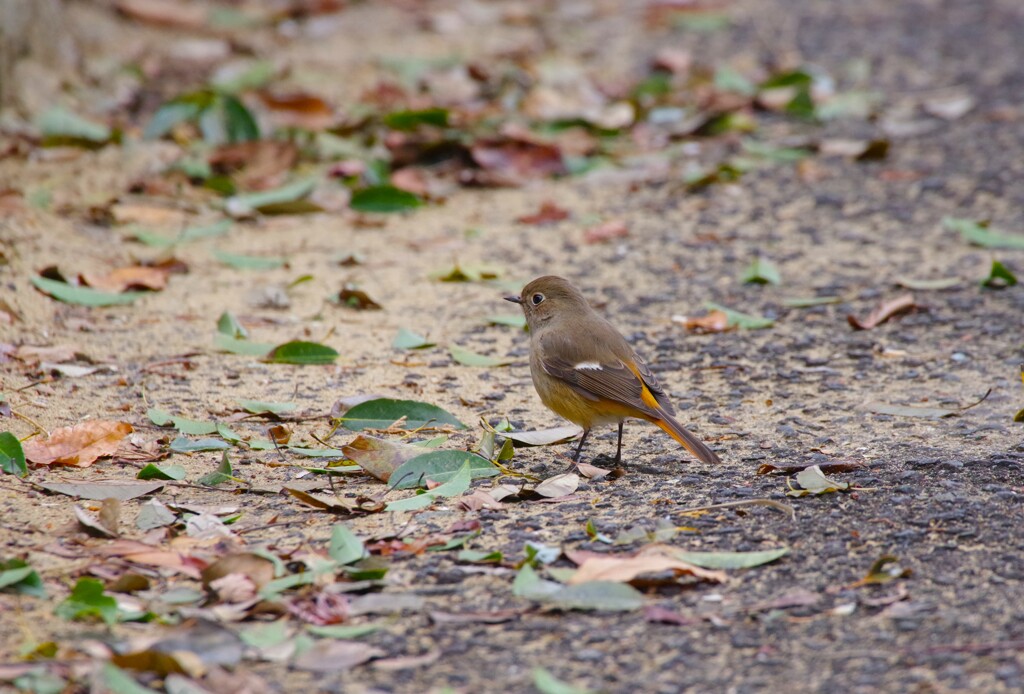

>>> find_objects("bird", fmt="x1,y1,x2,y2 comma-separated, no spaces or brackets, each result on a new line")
505,275,720,466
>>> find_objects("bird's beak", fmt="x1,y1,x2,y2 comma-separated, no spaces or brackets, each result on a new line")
504,295,522,304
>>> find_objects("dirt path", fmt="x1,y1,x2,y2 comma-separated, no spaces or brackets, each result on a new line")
2,1,1023,692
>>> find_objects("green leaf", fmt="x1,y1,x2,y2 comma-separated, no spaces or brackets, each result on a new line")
31,276,144,307
98,663,158,694
740,139,811,163
137,464,186,481
221,94,260,143
390,450,497,490
0,559,45,597
662,547,789,569
385,460,473,512
236,399,296,415
896,277,961,291
338,398,466,431
239,619,290,649
450,345,511,367
704,302,775,329
457,549,503,564
713,67,756,96
225,178,320,217
781,296,844,308
350,185,422,214
171,417,218,435
37,106,112,144
740,257,782,285
197,452,234,486
328,523,367,565
945,217,1024,249
981,260,1018,289
392,328,435,350
147,408,173,426
144,101,202,140
214,334,274,356
264,340,339,365
512,564,562,600
131,220,233,247
543,581,646,611
217,311,248,338
383,107,449,130
305,623,382,639
55,578,118,624
171,437,232,453
0,432,27,477
486,313,527,329
213,249,286,270
533,667,594,694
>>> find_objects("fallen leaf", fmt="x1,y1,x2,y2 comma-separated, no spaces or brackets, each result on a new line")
583,220,629,244
429,609,522,624
341,435,427,483
23,421,133,466
291,640,384,672
500,426,583,447
849,555,912,588
257,90,335,130
13,344,78,365
115,0,207,28
532,473,579,499
516,201,570,225
470,136,566,186
456,490,505,511
337,284,382,310
575,462,611,480
896,276,961,291
923,91,975,120
209,140,299,191
673,310,731,333
847,294,918,330
82,266,169,292
567,552,725,585
944,217,1024,249
653,545,789,569
786,465,852,497
449,345,510,367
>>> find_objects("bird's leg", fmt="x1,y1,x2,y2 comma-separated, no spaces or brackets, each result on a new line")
572,428,591,461
614,422,624,466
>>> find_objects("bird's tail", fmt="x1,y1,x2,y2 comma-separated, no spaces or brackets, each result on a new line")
652,409,721,464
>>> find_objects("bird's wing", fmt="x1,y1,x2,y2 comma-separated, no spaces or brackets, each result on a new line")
537,331,669,417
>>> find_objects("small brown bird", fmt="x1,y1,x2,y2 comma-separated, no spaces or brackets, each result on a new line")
506,275,720,466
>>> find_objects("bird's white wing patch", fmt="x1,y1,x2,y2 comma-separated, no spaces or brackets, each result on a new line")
574,361,603,371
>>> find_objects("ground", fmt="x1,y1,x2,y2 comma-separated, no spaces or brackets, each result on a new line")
1,0,1024,692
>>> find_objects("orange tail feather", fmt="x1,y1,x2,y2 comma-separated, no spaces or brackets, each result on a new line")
652,410,721,464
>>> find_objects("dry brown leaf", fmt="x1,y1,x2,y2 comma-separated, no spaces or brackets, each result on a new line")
576,462,611,480
676,310,732,333
470,133,566,186
567,552,726,585
516,201,570,225
115,0,207,28
457,490,504,511
13,344,77,365
110,203,188,226
583,219,629,244
847,294,918,330
82,266,169,292
291,640,384,672
201,553,276,594
258,91,335,130
23,420,133,466
390,167,431,197
209,141,299,191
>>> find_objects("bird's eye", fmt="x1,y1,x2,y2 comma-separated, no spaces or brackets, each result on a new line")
531,293,545,305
